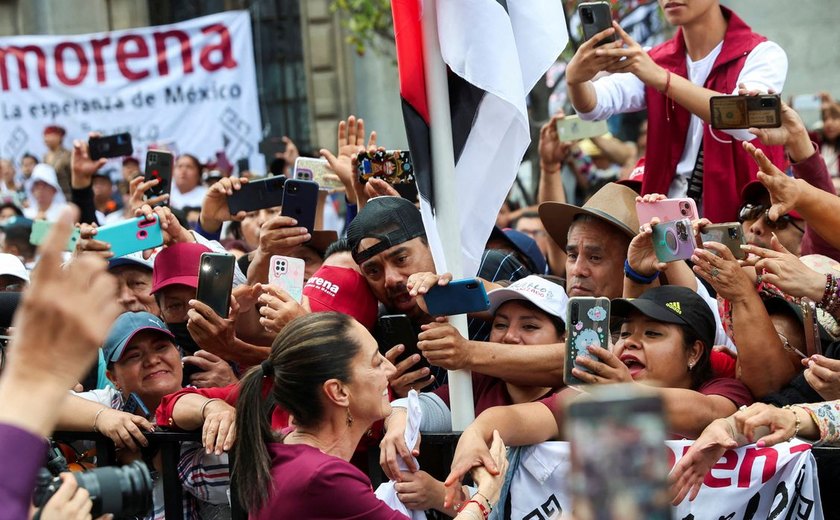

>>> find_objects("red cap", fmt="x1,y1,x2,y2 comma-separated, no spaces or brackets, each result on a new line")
615,158,645,193
302,265,378,331
740,180,802,220
43,125,65,136
151,243,212,294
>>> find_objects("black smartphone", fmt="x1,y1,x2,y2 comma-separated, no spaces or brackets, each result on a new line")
196,253,235,318
89,133,133,160
578,1,616,46
710,94,782,130
123,392,152,420
182,362,203,386
236,157,250,175
377,314,430,372
227,175,285,214
281,179,319,235
423,278,490,316
143,150,173,206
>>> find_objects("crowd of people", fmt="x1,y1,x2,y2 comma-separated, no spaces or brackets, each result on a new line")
2,0,840,519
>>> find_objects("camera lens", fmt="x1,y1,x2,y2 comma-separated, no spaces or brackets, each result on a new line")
761,97,776,108
571,303,579,321
665,230,678,252
581,7,594,23
676,222,688,240
728,227,739,239
466,282,477,289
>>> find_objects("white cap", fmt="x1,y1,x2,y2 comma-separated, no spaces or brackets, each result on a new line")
0,253,29,283
487,275,568,321
30,163,66,204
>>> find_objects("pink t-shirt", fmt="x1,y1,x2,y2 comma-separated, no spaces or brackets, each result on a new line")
251,443,409,520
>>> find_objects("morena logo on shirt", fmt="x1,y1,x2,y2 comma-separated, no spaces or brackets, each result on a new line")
306,276,339,296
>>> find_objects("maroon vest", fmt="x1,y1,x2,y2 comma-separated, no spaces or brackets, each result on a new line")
641,7,786,223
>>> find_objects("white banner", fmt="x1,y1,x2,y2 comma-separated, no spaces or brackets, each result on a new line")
0,11,262,170
502,440,823,520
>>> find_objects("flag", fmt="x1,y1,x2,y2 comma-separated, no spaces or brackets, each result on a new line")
391,0,568,277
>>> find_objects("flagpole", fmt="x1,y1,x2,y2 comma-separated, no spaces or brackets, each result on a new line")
421,0,475,430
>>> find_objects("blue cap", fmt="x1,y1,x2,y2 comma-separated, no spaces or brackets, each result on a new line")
103,312,174,364
501,228,547,275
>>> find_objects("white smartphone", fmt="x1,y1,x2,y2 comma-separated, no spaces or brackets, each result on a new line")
293,157,344,191
556,115,609,142
268,255,305,302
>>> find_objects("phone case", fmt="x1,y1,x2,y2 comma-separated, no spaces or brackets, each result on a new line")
555,115,609,142
268,255,305,302
144,150,173,205
699,223,746,260
651,218,695,263
566,385,670,520
227,176,285,214
801,298,822,357
89,133,133,161
635,198,698,227
196,253,235,318
294,157,345,191
281,179,319,234
95,216,164,258
29,220,81,251
578,1,616,46
424,279,490,316
710,94,782,130
356,150,414,185
376,314,430,371
122,392,152,419
565,297,611,386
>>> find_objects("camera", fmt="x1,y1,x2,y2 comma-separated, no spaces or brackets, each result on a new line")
580,6,594,23
760,97,777,108
675,221,689,240
33,442,153,517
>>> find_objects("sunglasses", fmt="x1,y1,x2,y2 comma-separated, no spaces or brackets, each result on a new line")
738,203,805,233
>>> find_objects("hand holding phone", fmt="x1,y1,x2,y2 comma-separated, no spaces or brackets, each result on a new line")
294,157,344,191
423,278,490,316
578,1,616,46
565,297,611,386
710,94,782,130
699,223,746,260
356,150,414,186
651,218,695,263
196,253,235,318
636,198,698,226
227,176,285,214
377,314,430,373
122,392,152,420
88,133,133,161
268,255,305,302
143,150,173,207
95,215,164,258
281,179,319,235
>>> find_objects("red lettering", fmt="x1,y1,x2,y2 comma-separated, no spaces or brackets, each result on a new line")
54,42,89,86
199,24,237,71
90,37,111,83
0,45,47,91
704,449,738,488
789,443,811,454
116,35,150,81
153,30,193,76
737,446,778,487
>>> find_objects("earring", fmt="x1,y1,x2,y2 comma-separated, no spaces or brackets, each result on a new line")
688,362,694,371
346,408,354,427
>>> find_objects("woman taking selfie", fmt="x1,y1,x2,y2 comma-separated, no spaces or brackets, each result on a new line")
232,312,508,518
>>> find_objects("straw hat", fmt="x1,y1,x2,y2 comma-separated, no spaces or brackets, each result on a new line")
539,182,639,249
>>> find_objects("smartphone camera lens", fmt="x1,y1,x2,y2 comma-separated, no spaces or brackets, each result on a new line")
676,222,688,241
728,228,739,239
571,303,579,321
466,283,477,289
148,155,157,165
760,97,776,108
581,7,594,23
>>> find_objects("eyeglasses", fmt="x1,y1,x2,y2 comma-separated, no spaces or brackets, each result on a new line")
777,332,807,359
738,203,805,234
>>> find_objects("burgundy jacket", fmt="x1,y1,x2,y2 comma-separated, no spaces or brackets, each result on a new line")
642,7,786,223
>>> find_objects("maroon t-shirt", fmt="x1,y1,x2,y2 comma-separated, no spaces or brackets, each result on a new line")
433,373,556,416
251,443,408,520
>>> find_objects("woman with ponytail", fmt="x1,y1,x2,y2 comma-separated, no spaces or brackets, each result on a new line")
232,312,509,518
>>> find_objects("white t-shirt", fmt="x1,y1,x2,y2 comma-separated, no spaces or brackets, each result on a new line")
169,184,208,211
579,40,788,198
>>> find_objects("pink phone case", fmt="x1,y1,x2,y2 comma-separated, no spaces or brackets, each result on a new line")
635,198,698,227
268,256,305,302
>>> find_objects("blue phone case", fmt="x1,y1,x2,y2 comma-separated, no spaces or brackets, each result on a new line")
122,392,151,419
96,215,164,258
424,278,490,316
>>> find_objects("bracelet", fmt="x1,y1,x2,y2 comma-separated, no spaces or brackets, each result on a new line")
474,492,493,513
660,70,672,95
200,398,221,420
624,259,658,285
457,500,490,519
818,274,836,308
783,405,802,441
93,408,107,433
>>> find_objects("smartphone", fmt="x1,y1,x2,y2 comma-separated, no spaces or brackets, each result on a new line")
88,133,133,160
181,362,203,385
122,392,152,420
651,218,695,263
801,297,823,357
710,94,782,130
423,278,490,316
356,150,414,185
699,222,746,260
143,150,173,206
236,157,250,175
578,1,616,47
29,220,81,251
566,384,670,520
95,215,164,258
635,198,698,227
281,179,319,235
555,115,609,142
377,314,430,372
294,157,344,191
227,175,285,214
268,255,305,302
565,297,610,386
196,253,235,319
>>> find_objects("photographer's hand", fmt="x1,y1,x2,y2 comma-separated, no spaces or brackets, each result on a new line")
37,473,94,520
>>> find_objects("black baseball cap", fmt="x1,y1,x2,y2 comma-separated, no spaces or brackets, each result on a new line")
611,285,716,351
346,196,426,265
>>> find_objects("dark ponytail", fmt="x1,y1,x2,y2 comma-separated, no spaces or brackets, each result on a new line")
232,312,363,511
